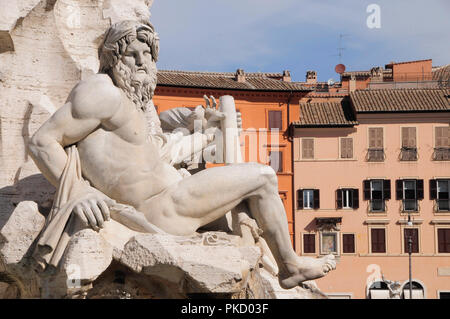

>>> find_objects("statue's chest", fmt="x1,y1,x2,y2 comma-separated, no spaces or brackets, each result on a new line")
105,103,149,144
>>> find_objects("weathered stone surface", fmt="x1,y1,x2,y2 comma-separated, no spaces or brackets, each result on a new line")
0,201,45,265
118,233,259,294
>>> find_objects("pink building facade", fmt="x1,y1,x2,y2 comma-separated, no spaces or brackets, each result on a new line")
292,88,450,298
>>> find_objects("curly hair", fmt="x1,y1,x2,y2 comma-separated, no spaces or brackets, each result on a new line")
98,20,159,77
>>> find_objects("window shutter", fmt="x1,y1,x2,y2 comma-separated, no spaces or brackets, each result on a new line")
436,127,449,148
363,180,371,200
430,179,437,200
370,128,383,148
303,234,316,253
368,128,376,148
404,229,419,253
383,179,391,200
343,234,355,254
336,189,343,209
302,139,314,159
297,189,304,209
437,229,450,253
268,111,282,130
402,127,417,148
313,189,320,209
416,179,424,200
371,228,386,253
353,189,359,209
341,138,353,158
396,179,404,200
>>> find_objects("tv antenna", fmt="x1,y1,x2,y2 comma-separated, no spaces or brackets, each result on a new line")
336,34,349,64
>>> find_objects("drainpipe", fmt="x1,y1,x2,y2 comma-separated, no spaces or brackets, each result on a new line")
286,90,295,249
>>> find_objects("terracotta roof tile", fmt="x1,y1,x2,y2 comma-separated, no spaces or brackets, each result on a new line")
350,88,450,113
432,64,450,83
293,101,358,127
156,70,311,91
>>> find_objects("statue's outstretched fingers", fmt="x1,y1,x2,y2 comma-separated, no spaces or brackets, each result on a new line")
210,96,217,109
81,202,99,230
89,199,105,228
74,205,88,226
203,95,211,108
98,199,111,221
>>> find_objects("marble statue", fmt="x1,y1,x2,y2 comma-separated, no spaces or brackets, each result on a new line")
382,274,402,299
27,20,336,290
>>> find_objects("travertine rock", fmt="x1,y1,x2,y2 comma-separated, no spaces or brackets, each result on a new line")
0,201,45,266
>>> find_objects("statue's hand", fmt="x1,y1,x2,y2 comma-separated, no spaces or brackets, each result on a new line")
203,95,225,129
73,191,111,231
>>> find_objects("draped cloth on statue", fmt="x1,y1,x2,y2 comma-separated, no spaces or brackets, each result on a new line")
33,145,166,270
33,146,92,270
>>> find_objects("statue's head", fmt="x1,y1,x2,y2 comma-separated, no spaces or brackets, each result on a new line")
99,20,160,110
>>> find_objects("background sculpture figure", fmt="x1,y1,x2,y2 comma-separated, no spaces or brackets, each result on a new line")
28,20,336,289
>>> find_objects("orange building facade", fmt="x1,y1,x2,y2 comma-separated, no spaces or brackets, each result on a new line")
153,69,310,242
292,88,450,298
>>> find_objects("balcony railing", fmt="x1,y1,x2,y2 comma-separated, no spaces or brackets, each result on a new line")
367,148,385,162
433,148,450,161
400,147,418,161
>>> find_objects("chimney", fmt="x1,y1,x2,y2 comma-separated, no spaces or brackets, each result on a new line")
306,70,317,84
282,70,291,82
235,69,245,82
370,66,383,82
349,74,356,92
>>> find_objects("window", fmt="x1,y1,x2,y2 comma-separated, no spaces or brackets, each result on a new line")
364,179,391,212
430,179,450,211
302,138,314,159
371,228,386,253
268,110,282,130
396,179,424,212
340,138,353,159
438,228,450,253
434,127,450,161
297,189,320,210
269,151,283,172
303,234,316,253
401,127,417,161
403,228,419,253
336,188,359,209
368,128,384,161
342,234,356,254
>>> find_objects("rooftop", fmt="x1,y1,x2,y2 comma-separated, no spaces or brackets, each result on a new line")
350,88,450,113
293,101,358,127
156,69,311,92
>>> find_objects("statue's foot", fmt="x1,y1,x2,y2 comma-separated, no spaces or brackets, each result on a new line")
279,254,336,289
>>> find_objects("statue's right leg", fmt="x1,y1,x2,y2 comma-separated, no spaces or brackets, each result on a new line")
138,162,335,288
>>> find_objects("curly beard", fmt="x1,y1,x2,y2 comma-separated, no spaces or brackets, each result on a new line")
111,59,157,111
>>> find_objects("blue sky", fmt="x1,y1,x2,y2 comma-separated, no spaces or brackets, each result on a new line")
151,0,450,82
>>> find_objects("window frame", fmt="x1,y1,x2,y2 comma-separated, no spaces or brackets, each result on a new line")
268,150,283,173
367,127,385,162
437,227,450,254
437,179,450,212
267,110,283,131
370,180,385,212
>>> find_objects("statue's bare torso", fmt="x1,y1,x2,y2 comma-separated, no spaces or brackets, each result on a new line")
76,75,182,208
